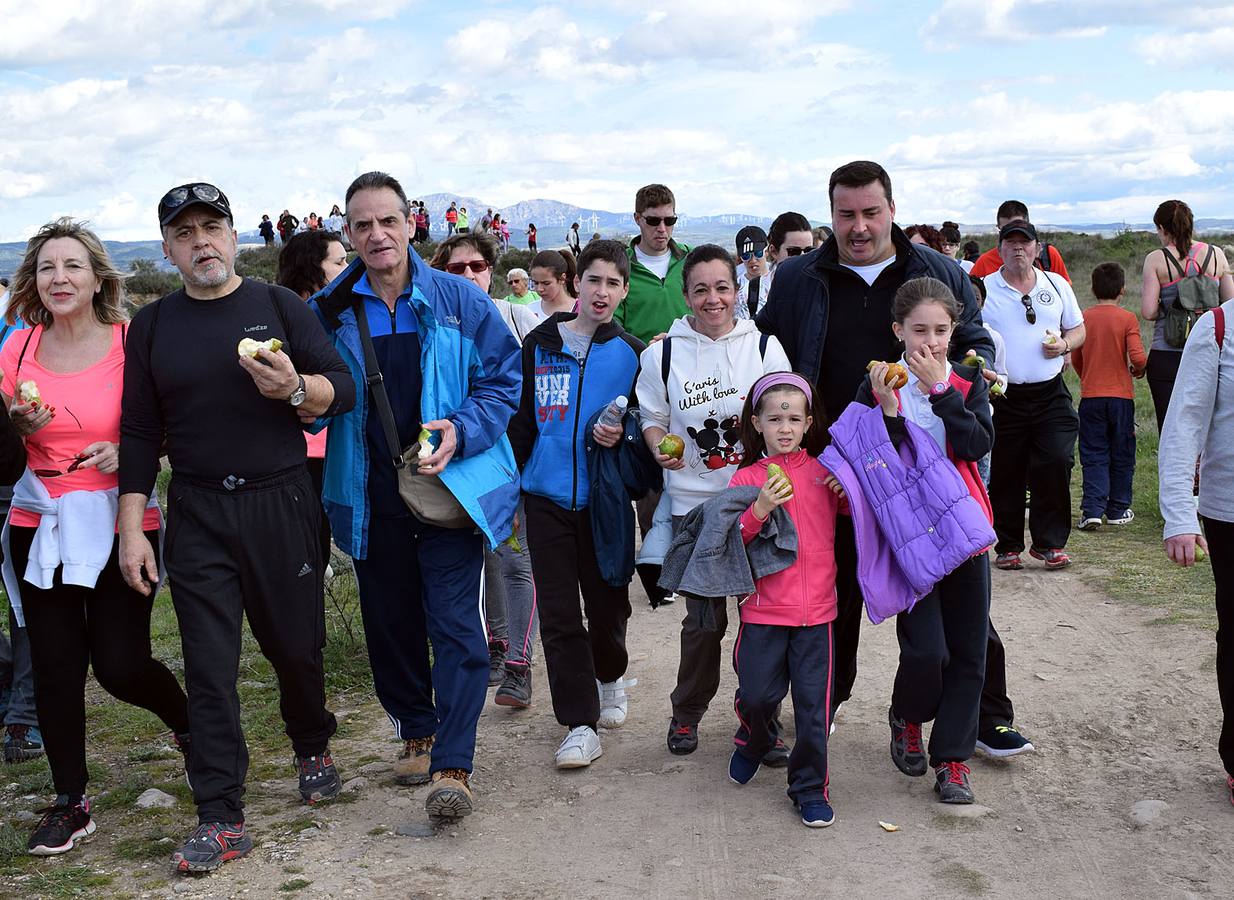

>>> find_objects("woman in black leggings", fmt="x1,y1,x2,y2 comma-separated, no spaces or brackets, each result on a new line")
2,219,189,857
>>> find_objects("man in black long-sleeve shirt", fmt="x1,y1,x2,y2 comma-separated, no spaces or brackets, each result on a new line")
117,183,355,875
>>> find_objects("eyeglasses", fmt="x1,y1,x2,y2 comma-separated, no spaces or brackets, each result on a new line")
740,247,767,262
33,455,86,478
641,215,678,227
1021,293,1037,325
784,246,811,257
445,260,490,275
160,183,226,211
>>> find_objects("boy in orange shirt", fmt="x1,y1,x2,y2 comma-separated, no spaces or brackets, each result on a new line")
1070,262,1147,530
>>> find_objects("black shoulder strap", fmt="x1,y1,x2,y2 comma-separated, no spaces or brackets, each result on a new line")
748,275,762,317
1037,243,1052,272
14,325,37,382
660,336,672,388
758,332,769,359
353,300,407,470
1163,247,1186,281
1202,244,1217,276
266,283,291,335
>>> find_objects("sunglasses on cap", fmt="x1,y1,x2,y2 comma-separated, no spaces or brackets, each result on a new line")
1021,293,1037,325
740,246,766,262
158,182,232,225
446,260,490,275
784,246,810,257
641,215,678,227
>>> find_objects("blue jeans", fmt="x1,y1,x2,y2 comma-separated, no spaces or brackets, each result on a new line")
1078,397,1136,519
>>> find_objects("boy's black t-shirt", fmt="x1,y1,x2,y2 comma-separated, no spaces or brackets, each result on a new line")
119,278,354,496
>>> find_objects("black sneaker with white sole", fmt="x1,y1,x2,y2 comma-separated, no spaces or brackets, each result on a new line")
975,724,1035,757
296,751,341,804
27,797,95,856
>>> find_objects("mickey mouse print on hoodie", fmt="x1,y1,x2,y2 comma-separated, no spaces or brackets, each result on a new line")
637,317,791,515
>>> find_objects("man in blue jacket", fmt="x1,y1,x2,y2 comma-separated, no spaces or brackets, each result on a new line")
310,172,521,822
757,161,1033,762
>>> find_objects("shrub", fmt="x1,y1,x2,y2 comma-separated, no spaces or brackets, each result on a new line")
125,259,182,297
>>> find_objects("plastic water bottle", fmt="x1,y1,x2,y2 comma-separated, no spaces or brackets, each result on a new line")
597,396,628,429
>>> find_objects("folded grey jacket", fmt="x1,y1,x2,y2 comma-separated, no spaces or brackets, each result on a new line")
658,485,798,601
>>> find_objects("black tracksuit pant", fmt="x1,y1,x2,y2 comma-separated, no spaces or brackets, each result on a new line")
990,375,1079,554
830,516,863,716
12,529,189,800
1204,516,1234,776
733,621,832,803
164,467,336,824
892,554,991,765
525,494,632,729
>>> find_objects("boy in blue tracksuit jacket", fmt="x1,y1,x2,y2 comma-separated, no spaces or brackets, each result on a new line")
508,241,645,770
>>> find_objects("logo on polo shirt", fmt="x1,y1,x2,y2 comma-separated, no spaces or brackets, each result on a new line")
1034,289,1056,306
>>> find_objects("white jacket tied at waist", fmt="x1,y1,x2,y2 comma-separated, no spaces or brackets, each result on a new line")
1,469,162,626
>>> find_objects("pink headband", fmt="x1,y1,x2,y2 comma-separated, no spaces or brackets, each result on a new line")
751,372,813,409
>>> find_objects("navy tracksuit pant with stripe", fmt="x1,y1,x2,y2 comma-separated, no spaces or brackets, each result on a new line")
733,621,833,803
351,514,487,773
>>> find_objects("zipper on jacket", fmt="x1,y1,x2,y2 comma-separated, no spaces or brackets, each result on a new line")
569,344,591,510
389,302,398,334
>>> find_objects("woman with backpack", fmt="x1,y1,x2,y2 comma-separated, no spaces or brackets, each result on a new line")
1141,200,1234,431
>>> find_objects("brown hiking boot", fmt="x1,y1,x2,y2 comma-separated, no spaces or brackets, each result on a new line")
394,735,434,786
425,768,473,819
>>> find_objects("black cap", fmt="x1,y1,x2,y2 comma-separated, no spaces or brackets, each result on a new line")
998,219,1037,242
157,182,233,227
735,225,768,255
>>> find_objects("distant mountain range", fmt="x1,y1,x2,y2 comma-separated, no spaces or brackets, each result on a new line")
3,200,1234,276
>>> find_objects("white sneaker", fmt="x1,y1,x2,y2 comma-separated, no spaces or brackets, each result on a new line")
1077,516,1103,531
1106,510,1135,526
597,677,637,729
554,726,602,769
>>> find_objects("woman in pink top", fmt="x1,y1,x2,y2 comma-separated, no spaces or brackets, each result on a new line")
276,230,349,567
2,219,189,857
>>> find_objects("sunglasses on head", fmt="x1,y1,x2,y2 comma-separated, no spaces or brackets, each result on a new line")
641,215,678,227
445,260,490,275
784,246,810,257
160,183,226,211
740,247,766,262
1021,293,1037,325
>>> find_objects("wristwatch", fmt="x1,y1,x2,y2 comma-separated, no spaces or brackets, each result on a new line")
288,375,307,407
929,381,949,398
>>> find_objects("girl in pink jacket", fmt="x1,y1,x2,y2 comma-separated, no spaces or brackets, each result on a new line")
727,372,847,828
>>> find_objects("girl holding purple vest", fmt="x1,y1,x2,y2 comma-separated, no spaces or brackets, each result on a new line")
855,276,995,806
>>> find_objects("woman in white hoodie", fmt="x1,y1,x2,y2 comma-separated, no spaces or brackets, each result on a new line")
636,243,791,757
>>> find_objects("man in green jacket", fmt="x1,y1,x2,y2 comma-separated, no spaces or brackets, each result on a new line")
616,184,690,344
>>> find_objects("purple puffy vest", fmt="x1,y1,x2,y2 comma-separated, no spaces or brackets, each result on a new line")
822,401,995,601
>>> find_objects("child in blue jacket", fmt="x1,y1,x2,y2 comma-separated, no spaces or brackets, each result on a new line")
508,241,646,771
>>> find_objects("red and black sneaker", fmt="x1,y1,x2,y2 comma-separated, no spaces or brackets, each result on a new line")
995,552,1024,571
171,822,252,873
1029,547,1071,570
27,797,95,856
889,708,927,777
295,750,341,804
934,762,975,804
666,718,698,755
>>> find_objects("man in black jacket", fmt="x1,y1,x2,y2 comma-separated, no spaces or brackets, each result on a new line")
757,161,1032,761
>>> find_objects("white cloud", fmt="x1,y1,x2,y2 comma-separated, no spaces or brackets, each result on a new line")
922,0,1234,47
1136,26,1234,68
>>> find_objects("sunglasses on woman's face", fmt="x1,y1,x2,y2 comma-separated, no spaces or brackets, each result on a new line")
445,260,490,275
740,247,767,262
641,215,678,227
784,246,810,257
1021,293,1037,325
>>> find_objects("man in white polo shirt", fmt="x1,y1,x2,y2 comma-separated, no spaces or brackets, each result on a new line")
981,219,1086,572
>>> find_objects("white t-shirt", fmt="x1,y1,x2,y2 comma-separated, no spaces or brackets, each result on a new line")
959,259,975,273
635,244,672,281
841,255,897,286
980,268,1083,384
898,357,952,455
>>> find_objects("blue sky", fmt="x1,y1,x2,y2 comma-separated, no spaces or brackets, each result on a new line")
3,1,1234,241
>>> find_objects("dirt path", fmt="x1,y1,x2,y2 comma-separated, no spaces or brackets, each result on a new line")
26,564,1234,899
